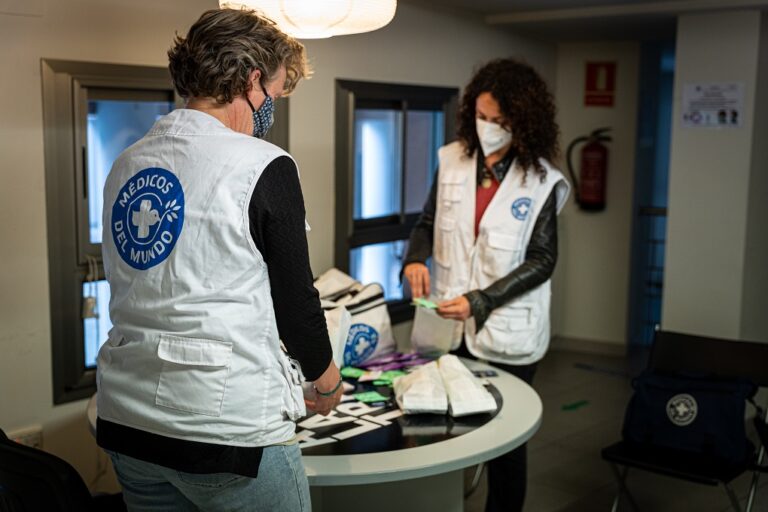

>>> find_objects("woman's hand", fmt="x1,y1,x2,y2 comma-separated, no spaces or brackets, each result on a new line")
437,296,472,321
305,361,343,416
404,262,431,299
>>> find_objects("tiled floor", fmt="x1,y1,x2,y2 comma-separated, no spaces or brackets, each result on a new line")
463,349,768,512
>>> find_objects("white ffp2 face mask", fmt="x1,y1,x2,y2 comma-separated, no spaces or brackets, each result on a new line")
476,118,512,156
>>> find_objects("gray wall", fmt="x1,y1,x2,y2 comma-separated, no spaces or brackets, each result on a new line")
663,10,767,341
740,12,768,342
552,42,640,347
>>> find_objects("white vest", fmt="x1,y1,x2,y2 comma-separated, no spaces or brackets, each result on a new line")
97,109,305,448
433,141,570,365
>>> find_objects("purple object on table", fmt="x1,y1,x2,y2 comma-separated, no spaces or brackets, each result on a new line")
402,357,434,367
358,352,434,371
362,362,406,372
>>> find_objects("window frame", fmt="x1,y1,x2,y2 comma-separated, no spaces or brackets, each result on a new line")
41,58,290,404
334,79,458,323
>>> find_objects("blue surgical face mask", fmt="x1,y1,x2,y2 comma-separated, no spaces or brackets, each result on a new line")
245,85,274,138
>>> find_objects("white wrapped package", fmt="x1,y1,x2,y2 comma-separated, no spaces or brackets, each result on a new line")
438,354,498,417
393,361,448,415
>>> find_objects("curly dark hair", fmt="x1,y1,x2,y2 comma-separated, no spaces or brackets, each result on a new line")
457,58,559,181
168,8,311,103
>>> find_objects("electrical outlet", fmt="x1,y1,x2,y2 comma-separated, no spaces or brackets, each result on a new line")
7,425,43,449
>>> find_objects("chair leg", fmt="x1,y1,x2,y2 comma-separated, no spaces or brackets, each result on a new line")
745,440,765,512
724,483,743,512
609,464,640,512
611,493,620,512
464,463,485,499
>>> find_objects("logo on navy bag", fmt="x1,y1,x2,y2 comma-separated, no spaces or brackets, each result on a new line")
344,324,379,366
511,197,532,221
111,167,184,270
667,394,697,426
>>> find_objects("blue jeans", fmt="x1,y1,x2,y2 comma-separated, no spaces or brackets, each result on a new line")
108,444,310,512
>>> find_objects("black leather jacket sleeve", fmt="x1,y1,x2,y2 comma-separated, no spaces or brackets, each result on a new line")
402,176,559,332
402,172,439,268
465,190,558,331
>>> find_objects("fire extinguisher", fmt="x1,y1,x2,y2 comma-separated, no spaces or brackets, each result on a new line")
566,127,612,211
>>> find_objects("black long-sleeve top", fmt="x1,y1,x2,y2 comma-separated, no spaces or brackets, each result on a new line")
403,152,559,331
249,156,332,381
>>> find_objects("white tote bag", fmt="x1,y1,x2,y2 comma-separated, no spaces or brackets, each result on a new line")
314,269,395,367
338,283,396,366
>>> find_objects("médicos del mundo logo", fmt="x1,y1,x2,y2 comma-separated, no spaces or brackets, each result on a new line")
111,167,184,270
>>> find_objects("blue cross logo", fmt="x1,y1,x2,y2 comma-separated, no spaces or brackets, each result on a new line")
511,197,532,221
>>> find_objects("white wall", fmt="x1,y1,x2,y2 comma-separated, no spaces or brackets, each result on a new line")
0,0,555,487
663,10,764,339
552,42,639,346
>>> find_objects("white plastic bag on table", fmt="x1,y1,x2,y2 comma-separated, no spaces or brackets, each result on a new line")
393,361,448,414
410,303,462,356
438,354,497,417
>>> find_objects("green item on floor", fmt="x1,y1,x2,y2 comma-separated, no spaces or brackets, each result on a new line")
341,367,365,379
353,391,390,403
561,400,590,411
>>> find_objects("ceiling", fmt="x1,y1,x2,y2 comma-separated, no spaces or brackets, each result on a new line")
405,0,768,41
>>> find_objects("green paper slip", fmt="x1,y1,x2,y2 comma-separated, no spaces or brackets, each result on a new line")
371,371,407,387
340,367,365,379
353,391,390,403
380,370,407,381
411,297,438,309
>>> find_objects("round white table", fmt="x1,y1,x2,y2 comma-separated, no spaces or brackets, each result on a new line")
87,359,541,512
301,359,541,511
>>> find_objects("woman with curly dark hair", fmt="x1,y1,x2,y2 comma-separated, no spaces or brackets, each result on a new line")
403,58,570,512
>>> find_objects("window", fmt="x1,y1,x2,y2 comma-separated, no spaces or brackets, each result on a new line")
334,80,458,322
41,60,180,404
42,59,289,403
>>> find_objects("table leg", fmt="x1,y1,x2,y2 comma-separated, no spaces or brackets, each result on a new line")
310,470,464,512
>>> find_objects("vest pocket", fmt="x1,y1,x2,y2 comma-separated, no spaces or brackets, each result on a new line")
480,305,538,356
482,231,522,277
155,334,233,417
433,216,456,268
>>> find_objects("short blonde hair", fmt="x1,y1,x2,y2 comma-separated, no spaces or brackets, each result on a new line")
168,8,310,103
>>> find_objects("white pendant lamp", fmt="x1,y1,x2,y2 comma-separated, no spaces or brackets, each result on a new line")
219,0,397,39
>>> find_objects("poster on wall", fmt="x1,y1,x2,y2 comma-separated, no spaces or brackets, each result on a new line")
584,61,616,107
682,82,744,128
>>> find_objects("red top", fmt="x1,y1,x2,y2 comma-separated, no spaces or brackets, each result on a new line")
475,173,500,237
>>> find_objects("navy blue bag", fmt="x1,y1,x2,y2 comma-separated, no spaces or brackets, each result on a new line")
622,371,757,466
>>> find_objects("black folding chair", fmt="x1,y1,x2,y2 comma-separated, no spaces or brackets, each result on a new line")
602,330,768,512
0,428,125,512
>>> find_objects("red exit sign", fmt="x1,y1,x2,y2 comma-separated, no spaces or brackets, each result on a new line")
585,61,616,107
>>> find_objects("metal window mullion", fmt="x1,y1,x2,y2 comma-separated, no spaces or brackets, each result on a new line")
399,100,408,225
72,79,92,266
